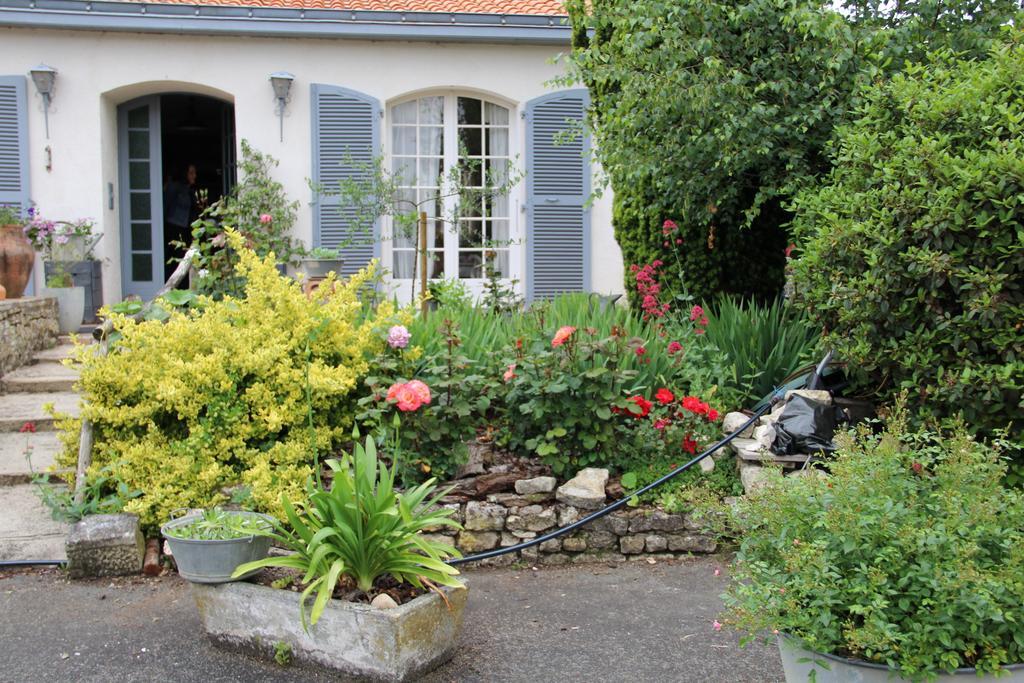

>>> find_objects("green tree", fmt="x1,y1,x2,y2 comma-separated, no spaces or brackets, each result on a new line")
563,0,1020,304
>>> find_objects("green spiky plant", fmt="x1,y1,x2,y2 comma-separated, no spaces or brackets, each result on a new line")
232,435,464,629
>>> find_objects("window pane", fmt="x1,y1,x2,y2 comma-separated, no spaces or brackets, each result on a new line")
485,159,508,188
130,192,151,221
129,161,150,189
459,251,483,279
485,102,509,126
418,158,443,187
393,101,417,125
490,193,509,218
460,194,483,218
486,249,509,278
460,220,483,248
488,219,510,245
392,158,416,186
393,250,414,278
457,98,481,125
419,97,444,125
392,126,416,155
131,223,152,251
428,251,445,279
131,253,152,282
431,219,445,249
460,161,483,189
128,131,149,159
485,127,509,157
127,106,148,129
458,128,482,157
419,127,443,156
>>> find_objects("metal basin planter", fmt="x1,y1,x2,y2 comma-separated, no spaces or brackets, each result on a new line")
778,636,1024,682
161,511,275,584
192,580,468,682
299,258,344,279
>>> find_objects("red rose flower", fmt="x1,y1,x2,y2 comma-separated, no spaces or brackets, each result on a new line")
625,395,653,419
655,388,674,405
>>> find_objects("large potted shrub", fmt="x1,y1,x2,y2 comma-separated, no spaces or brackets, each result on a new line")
723,406,1024,681
190,431,467,682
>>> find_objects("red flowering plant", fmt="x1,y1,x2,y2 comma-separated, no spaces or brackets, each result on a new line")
357,317,494,483
498,324,639,475
615,386,742,512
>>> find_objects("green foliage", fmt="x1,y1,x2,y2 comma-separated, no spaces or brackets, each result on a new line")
0,205,23,225
163,509,272,541
184,140,303,298
31,461,141,524
723,409,1024,678
232,436,464,628
703,296,819,405
56,231,400,530
790,35,1024,451
273,641,292,667
427,277,474,310
563,0,1020,303
499,326,639,475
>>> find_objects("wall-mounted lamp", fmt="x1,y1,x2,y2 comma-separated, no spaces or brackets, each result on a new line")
29,64,57,139
269,72,294,142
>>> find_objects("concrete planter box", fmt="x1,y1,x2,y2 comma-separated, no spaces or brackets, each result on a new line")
192,579,468,681
778,636,1024,682
299,258,344,279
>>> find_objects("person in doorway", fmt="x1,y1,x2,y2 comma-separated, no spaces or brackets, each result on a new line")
163,163,206,280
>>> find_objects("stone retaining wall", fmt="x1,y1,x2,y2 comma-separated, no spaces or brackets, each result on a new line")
0,297,59,375
428,485,718,568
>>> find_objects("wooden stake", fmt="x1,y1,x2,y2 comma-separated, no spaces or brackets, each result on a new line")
419,211,428,318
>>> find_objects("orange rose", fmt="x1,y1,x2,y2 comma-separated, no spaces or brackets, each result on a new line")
551,325,577,348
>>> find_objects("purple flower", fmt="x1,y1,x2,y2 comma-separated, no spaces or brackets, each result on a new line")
387,325,411,349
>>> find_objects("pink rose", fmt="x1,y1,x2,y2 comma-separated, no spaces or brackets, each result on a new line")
503,363,516,382
259,213,273,224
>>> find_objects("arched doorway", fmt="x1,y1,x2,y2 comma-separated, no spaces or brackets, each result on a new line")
117,93,235,300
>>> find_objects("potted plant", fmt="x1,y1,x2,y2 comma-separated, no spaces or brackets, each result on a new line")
40,264,85,334
25,212,100,331
299,246,344,279
723,404,1024,682
42,219,103,324
190,433,467,682
161,508,276,584
0,205,34,298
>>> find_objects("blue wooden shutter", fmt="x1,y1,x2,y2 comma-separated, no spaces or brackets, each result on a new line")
525,89,591,301
311,84,381,277
0,75,30,215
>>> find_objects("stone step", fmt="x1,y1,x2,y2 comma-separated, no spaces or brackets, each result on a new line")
1,363,79,393
0,431,70,486
0,483,69,561
0,392,80,432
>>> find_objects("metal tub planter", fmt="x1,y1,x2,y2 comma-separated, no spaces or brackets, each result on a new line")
191,580,468,682
161,510,275,584
778,637,1024,683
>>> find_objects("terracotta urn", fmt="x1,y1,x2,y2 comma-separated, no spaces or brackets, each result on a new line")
0,224,34,298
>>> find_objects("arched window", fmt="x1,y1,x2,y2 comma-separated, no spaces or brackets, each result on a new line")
389,94,512,282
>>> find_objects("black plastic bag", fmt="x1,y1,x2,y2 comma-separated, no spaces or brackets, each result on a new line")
772,394,837,455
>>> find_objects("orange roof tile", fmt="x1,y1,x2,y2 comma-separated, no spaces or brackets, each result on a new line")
145,0,567,15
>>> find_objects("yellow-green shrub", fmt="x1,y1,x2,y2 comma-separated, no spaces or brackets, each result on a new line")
56,231,404,530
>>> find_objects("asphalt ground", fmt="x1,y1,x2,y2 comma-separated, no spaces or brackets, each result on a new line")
0,554,782,683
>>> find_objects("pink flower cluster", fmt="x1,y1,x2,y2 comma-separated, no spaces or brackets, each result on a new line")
387,325,411,349
631,261,669,321
689,305,709,335
661,219,684,249
386,380,431,412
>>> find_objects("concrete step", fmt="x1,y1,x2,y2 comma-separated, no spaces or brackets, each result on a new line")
0,392,80,432
31,343,80,364
0,483,69,561
2,363,79,393
0,431,70,486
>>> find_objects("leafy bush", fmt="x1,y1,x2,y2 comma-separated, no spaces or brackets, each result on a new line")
723,409,1024,677
233,436,463,628
56,232,400,530
563,0,1019,304
703,295,819,405
790,36,1024,451
184,140,304,298
357,319,495,482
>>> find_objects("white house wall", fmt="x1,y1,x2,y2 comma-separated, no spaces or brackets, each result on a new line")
0,27,624,304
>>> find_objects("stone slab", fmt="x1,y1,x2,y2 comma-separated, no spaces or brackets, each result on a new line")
1,362,79,393
0,483,69,561
66,513,144,579
0,391,80,432
31,343,80,363
0,430,65,484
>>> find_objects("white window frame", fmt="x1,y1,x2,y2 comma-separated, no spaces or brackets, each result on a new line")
383,90,522,301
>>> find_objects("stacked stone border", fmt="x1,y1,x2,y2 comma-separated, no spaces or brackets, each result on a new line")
0,297,59,375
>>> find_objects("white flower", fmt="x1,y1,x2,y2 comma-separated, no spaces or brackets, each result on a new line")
197,269,209,279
